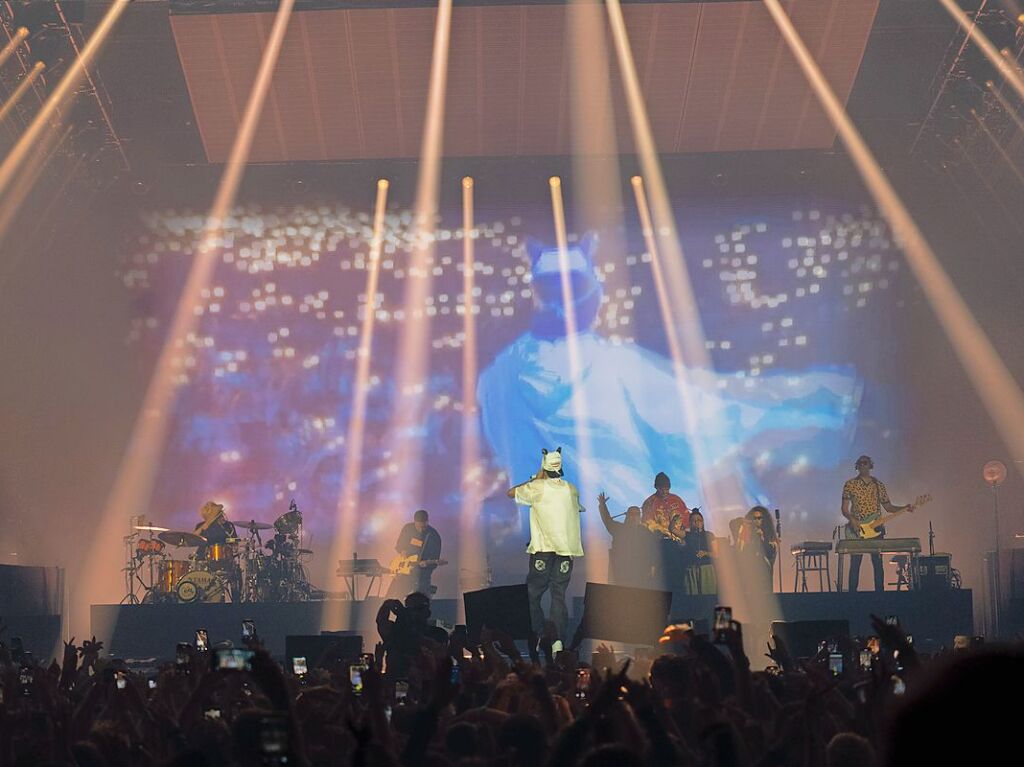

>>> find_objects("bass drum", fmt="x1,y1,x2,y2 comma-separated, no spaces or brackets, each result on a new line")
176,570,228,603
156,560,190,594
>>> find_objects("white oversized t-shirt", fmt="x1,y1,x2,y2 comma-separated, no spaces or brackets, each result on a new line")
514,477,585,557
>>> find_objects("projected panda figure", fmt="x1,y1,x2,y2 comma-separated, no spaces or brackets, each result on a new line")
476,234,862,523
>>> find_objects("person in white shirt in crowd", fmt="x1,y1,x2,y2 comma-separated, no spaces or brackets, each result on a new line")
506,447,584,649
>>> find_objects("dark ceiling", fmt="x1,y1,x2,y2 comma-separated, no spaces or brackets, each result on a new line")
86,0,965,168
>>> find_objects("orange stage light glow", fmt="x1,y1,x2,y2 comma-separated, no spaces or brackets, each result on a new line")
384,0,453,528
0,61,45,126
763,0,1024,471
986,80,1024,138
0,26,28,70
605,0,747,518
457,176,487,618
547,176,602,566
321,178,390,631
75,0,297,639
0,2,130,200
968,108,1024,185
938,0,1024,102
0,122,71,274
607,0,761,620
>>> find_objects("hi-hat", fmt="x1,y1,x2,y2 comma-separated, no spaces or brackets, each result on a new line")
135,524,170,532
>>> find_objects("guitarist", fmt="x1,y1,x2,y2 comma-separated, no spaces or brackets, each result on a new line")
387,509,442,598
842,455,915,592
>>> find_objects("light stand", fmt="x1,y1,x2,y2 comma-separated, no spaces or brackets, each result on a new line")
775,508,783,593
983,460,1007,637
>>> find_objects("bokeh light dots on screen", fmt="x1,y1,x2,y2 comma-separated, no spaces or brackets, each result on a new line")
122,198,901,549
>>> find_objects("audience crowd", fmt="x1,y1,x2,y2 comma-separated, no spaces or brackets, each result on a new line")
1,599,1019,767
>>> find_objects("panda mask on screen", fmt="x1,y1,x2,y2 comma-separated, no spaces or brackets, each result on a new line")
541,447,564,478
526,233,603,340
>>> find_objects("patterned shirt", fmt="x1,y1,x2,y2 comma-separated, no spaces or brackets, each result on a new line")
842,477,890,521
641,492,690,534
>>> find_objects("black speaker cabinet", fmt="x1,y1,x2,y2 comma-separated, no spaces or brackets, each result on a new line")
770,619,851,660
917,554,952,591
463,585,533,643
577,582,673,645
285,634,362,668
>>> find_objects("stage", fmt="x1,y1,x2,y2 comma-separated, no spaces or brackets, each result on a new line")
91,588,974,662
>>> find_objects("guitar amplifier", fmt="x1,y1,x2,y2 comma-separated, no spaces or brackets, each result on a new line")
917,554,952,590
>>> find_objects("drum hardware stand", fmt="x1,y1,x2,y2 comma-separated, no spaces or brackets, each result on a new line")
121,533,142,605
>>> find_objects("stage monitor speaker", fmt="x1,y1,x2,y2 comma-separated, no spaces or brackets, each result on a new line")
668,616,711,636
770,619,850,660
1011,549,1024,600
285,634,362,668
578,582,673,645
464,585,532,643
917,554,952,591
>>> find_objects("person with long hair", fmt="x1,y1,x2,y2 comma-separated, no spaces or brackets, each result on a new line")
683,510,718,595
737,505,777,591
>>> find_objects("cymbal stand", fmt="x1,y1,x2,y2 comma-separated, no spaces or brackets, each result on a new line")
241,522,265,603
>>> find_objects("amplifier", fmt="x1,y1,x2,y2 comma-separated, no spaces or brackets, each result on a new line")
917,554,952,590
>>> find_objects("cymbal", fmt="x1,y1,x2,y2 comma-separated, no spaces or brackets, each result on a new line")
297,548,313,555
230,520,273,530
135,524,170,532
158,530,207,547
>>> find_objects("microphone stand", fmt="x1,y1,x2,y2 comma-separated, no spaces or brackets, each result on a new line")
775,508,783,593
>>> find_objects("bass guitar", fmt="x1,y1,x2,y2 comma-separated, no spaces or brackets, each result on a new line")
389,554,449,575
845,494,931,540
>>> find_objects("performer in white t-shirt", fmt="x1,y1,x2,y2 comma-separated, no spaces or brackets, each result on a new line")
506,447,584,644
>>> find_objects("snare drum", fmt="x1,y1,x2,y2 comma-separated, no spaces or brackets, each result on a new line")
157,560,189,594
206,542,236,570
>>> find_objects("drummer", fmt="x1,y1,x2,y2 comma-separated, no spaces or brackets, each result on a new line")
194,501,237,559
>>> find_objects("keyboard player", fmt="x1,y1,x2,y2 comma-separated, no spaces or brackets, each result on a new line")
841,455,917,592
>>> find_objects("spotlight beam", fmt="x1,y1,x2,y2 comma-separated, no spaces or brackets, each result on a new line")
0,61,45,125
567,0,626,262
323,178,390,632
605,0,750,523
387,0,453,517
763,0,1024,468
986,80,1024,137
968,108,1024,184
607,0,768,624
75,0,297,636
938,0,1024,102
458,176,485,619
0,1,130,199
0,26,28,70
548,176,601,561
0,123,71,267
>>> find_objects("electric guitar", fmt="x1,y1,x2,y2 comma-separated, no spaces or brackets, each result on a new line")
389,554,449,576
845,494,932,540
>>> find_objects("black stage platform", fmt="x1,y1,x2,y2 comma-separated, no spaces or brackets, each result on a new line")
94,589,974,661
576,590,975,652
91,599,460,660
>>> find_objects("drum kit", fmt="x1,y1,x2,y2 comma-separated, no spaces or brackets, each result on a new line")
122,501,314,605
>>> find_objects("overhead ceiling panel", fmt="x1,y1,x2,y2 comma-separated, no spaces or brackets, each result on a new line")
169,0,881,162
